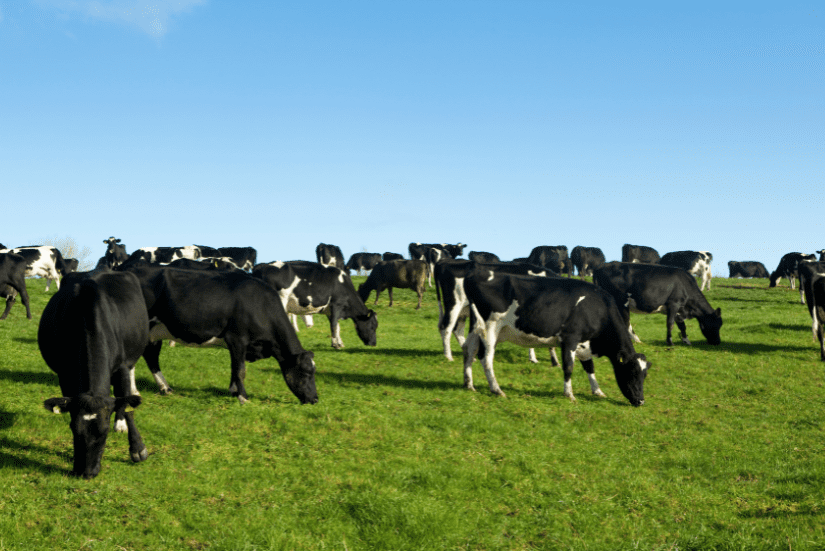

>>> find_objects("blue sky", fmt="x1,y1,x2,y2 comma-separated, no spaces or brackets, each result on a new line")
1,1,822,273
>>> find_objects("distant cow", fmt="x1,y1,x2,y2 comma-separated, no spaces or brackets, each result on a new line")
316,243,345,268
345,252,382,275
527,245,571,276
770,253,817,291
215,247,257,271
593,262,723,346
408,243,456,287
63,258,79,275
128,246,202,264
659,251,714,291
461,272,650,405
103,237,129,268
621,244,660,264
818,250,825,262
728,261,769,279
571,246,605,278
40,271,150,479
357,260,427,309
0,245,68,291
468,251,501,263
0,253,32,320
382,252,404,261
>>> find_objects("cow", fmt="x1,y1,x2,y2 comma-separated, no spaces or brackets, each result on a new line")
728,261,769,279
103,237,129,268
819,250,825,262
251,261,314,332
345,252,383,275
216,247,257,271
357,260,427,309
468,251,501,263
571,246,606,278
803,267,825,361
0,245,68,291
316,243,345,268
659,251,714,291
40,270,150,479
128,246,202,264
769,252,817,292
461,272,650,406
408,243,455,287
593,262,723,346
117,262,319,404
167,257,242,271
250,260,377,349
527,245,571,277
383,252,404,261
621,244,660,264
0,253,32,320
63,258,79,275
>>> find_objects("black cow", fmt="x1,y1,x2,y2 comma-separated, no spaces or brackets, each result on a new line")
621,244,660,264
818,250,825,262
216,247,257,271
251,261,377,349
769,252,817,291
461,272,650,406
63,258,79,275
103,237,128,268
0,245,68,291
0,253,32,320
797,261,825,310
728,261,769,279
802,266,825,360
357,259,427,309
571,246,605,278
346,252,383,275
128,246,202,264
383,252,404,261
659,251,714,291
468,251,501,263
118,263,318,404
527,245,571,277
40,271,150,479
315,243,345,269
593,262,723,346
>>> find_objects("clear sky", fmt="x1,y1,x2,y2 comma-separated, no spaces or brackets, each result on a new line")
1,1,822,273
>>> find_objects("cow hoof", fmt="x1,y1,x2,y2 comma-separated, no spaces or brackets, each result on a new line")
131,448,149,462
237,395,248,405
682,339,692,346
492,389,507,398
593,389,607,398
159,387,173,396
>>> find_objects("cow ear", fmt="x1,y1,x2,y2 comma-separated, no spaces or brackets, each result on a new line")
715,308,722,317
114,395,142,414
44,397,72,414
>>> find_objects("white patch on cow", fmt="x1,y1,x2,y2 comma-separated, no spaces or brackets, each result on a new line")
639,358,649,371
114,418,128,433
487,270,495,281
527,270,546,277
563,379,575,401
129,367,140,396
148,321,226,348
575,296,586,307
82,414,98,421
338,271,345,284
271,261,286,268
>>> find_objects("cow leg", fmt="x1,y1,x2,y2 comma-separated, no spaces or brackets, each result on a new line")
112,365,148,462
561,346,577,402
671,311,691,345
226,341,249,404
549,347,560,367
790,276,796,290
0,295,14,320
330,315,344,349
440,307,464,361
579,358,606,398
387,287,394,307
461,332,480,391
800,287,806,305
141,341,173,394
416,287,423,310
303,315,314,328
478,329,505,397
628,323,642,343
816,307,825,361
528,348,538,363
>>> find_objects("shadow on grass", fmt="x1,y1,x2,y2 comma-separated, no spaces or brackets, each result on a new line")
0,436,66,476
768,322,811,332
712,341,813,355
337,347,444,358
0,369,57,386
11,336,37,345
318,371,458,392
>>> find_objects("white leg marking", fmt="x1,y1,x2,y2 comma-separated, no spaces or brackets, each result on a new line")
114,418,128,433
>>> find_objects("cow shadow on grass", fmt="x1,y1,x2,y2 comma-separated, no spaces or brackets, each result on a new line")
0,369,57,386
708,341,813,355
768,322,811,332
319,371,458,392
11,336,38,345
337,347,444,358
0,435,67,476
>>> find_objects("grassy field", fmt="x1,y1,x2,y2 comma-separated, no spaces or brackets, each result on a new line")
0,274,824,550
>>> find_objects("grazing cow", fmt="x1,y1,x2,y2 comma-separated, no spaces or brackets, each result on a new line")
621,244,660,264
0,245,68,291
251,261,314,332
593,262,723,346
468,251,501,263
250,260,377,349
803,267,825,360
118,263,319,404
0,253,32,320
357,260,427,309
316,243,345,268
527,245,571,277
728,261,769,279
345,252,383,275
769,252,817,291
128,246,202,264
571,246,606,278
40,271,150,479
659,251,714,291
383,252,404,261
103,237,129,268
461,272,650,405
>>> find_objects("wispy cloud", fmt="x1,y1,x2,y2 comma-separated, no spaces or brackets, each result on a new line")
34,0,205,37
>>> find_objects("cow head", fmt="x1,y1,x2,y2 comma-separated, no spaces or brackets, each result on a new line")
281,351,319,405
613,352,650,407
353,309,378,346
44,394,142,479
697,308,723,345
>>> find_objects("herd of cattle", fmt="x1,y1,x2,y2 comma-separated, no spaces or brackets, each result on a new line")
1,238,823,478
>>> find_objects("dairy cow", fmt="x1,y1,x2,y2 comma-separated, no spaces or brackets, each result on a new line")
345,252,382,275
468,251,501,263
0,253,32,320
316,243,345,268
571,246,605,278
382,252,404,261
802,264,825,360
0,245,68,291
357,259,427,309
103,237,129,268
728,261,769,279
527,245,570,276
659,251,714,291
770,252,817,292
127,246,202,264
408,243,458,287
621,244,660,264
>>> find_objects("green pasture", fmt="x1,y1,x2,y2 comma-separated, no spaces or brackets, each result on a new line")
0,275,823,550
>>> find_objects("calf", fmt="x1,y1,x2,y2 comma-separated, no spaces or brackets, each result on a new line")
621,244,660,264
357,260,427,309
0,245,67,291
770,252,817,291
0,253,32,320
659,251,714,291
527,245,571,277
40,271,149,479
593,262,723,346
316,243,345,268
468,251,501,263
571,246,605,278
728,261,769,279
462,272,650,405
346,252,383,275
103,237,128,268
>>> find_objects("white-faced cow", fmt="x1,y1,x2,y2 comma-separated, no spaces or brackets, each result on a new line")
461,272,650,406
728,261,769,279
659,251,714,291
468,251,501,263
357,259,427,309
769,252,817,292
103,237,129,268
527,245,571,277
571,246,606,278
0,245,68,291
40,271,150,479
593,262,723,346
0,253,32,320
346,252,383,275
621,244,660,264
316,243,345,268
118,262,319,404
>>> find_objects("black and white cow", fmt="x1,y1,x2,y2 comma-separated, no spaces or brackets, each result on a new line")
0,245,68,291
798,261,825,310
0,253,32,320
769,252,817,291
621,244,660,264
461,272,650,405
103,237,129,268
383,252,404,261
215,247,257,271
251,261,314,332
128,246,202,264
571,246,606,278
63,258,79,275
250,261,377,349
802,265,825,361
818,250,825,262
408,243,455,287
527,245,571,277
593,262,723,346
316,243,345,269
357,259,427,309
118,263,319,404
468,251,501,263
40,271,150,479
345,252,383,275
728,261,769,279
659,251,714,291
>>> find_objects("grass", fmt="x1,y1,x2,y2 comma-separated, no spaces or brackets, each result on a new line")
1,276,824,550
